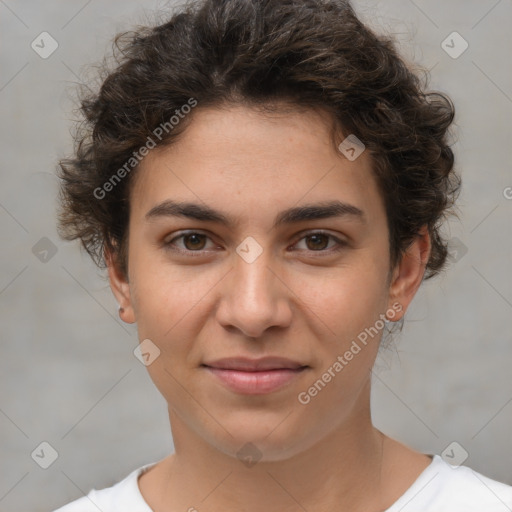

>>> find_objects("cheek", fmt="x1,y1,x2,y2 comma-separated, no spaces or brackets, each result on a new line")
129,253,202,331
129,260,222,379
296,257,389,329
292,259,390,398
293,273,387,427
129,265,203,401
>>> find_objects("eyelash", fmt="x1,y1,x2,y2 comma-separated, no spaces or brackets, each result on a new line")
163,230,347,257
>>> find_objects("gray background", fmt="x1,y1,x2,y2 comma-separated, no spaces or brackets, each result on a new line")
0,0,511,510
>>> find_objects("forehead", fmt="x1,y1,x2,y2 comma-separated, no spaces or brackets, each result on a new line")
129,104,384,228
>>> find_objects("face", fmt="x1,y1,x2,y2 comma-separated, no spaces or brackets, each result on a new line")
109,104,429,462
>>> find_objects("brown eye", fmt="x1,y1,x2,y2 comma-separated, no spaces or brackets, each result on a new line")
293,231,346,254
181,233,208,251
304,233,330,251
164,231,215,254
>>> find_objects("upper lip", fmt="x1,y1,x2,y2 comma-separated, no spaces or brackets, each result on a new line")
202,357,307,371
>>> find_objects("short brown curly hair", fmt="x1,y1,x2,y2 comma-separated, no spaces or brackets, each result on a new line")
57,0,460,281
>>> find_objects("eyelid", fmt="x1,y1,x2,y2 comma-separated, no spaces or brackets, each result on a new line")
163,230,218,255
291,229,347,252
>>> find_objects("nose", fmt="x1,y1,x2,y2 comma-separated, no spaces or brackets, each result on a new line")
215,246,293,339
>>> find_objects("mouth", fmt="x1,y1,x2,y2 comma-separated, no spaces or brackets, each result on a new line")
201,357,309,395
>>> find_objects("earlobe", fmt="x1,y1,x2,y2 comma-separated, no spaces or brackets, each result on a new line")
387,226,431,321
105,249,136,324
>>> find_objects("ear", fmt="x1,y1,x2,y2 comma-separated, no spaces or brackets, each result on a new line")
387,226,431,321
105,248,136,324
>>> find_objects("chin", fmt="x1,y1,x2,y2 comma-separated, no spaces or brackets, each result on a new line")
205,414,318,464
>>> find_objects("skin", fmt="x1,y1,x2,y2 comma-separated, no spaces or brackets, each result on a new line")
108,104,432,512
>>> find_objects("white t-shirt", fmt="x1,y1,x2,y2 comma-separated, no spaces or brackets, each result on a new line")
53,454,512,512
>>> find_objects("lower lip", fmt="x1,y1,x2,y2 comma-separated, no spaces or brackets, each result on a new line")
204,366,307,395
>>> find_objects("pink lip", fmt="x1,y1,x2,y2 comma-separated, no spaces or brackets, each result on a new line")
201,357,309,395
204,367,307,394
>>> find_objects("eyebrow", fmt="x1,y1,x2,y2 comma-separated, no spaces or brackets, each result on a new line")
145,199,366,229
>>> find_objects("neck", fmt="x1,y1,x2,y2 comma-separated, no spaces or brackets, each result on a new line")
150,380,392,512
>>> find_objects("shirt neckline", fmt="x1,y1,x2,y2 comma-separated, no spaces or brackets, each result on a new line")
381,453,439,512
133,454,439,511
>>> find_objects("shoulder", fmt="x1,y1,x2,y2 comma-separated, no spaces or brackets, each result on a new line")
387,454,512,512
52,462,157,512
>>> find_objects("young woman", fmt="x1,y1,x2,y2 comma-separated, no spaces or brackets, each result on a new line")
53,0,512,510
